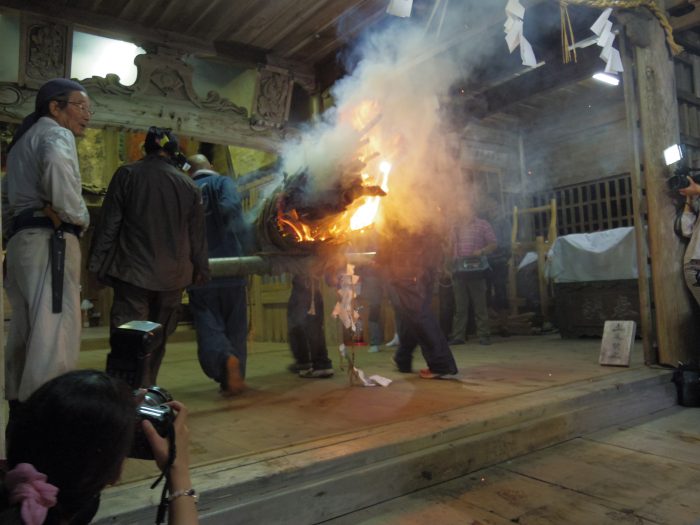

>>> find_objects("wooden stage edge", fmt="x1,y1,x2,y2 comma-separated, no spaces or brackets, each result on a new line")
87,330,676,525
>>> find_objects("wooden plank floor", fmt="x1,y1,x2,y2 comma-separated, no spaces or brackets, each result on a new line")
77,328,657,487
324,407,700,525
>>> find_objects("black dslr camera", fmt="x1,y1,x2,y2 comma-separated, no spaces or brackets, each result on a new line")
106,321,175,459
667,166,700,191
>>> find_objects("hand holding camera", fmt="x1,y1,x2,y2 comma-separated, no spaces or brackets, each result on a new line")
143,399,199,525
679,176,700,198
142,399,190,474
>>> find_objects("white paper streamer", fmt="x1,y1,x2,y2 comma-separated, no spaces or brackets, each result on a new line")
339,344,392,387
590,8,623,73
504,0,537,67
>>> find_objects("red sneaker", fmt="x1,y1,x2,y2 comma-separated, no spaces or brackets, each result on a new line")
419,368,458,379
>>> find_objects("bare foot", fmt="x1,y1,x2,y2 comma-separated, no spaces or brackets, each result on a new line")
222,356,246,396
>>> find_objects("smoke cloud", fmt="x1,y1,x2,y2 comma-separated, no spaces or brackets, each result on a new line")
279,11,492,237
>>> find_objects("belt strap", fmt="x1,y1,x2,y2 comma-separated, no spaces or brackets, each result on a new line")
12,215,81,237
11,212,80,313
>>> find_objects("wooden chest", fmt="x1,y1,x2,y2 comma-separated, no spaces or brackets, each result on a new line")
554,280,641,338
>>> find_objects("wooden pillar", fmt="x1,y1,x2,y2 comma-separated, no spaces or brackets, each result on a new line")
508,206,520,316
535,235,549,321
621,10,698,365
1,145,4,456
620,33,656,364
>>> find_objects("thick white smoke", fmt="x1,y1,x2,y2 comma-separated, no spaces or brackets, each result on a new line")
280,18,473,235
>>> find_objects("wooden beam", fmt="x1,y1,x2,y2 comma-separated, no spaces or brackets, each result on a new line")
666,0,700,9
212,41,268,68
670,5,700,32
254,0,338,50
487,55,600,115
282,0,381,59
453,47,601,121
307,0,550,77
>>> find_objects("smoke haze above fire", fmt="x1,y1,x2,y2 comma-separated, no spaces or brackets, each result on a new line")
280,12,486,236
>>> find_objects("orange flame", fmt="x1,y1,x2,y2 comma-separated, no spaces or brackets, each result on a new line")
350,161,391,231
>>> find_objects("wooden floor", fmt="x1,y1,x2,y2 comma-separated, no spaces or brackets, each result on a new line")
325,406,700,525
78,327,655,486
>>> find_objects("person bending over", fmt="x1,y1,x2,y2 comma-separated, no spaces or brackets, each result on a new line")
0,370,198,525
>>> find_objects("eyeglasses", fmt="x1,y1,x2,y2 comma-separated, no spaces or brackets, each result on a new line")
67,101,95,116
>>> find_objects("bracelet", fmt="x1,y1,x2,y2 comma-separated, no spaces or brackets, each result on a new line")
168,488,198,504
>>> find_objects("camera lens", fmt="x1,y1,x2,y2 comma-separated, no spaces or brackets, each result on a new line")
140,386,173,407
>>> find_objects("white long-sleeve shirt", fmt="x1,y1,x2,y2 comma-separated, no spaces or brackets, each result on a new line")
6,116,89,228
681,199,700,263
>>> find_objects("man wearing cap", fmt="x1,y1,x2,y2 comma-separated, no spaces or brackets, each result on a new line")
88,127,209,385
4,78,92,407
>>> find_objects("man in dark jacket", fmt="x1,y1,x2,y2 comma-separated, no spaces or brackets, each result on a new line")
87,127,209,385
377,223,458,379
186,153,248,395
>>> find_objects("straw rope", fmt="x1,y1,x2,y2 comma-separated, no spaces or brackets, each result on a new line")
561,0,683,55
561,2,578,63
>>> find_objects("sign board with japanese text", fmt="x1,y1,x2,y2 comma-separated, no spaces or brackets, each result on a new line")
599,320,636,366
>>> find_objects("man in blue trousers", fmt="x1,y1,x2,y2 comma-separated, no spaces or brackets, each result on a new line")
186,154,248,395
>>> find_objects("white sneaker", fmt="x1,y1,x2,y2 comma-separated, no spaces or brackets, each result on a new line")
385,334,400,347
368,345,380,353
299,368,334,378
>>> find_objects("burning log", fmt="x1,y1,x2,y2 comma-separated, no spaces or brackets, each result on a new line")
255,169,385,252
209,168,385,279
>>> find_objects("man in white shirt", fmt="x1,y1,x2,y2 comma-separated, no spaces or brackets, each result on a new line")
5,78,92,411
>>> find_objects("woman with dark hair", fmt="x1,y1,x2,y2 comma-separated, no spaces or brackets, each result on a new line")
0,370,198,525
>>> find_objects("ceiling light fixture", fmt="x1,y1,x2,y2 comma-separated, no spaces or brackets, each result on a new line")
592,72,620,86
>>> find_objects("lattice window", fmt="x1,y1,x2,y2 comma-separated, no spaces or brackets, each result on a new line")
523,173,634,237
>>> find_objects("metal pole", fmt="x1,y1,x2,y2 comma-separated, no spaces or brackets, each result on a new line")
208,252,377,278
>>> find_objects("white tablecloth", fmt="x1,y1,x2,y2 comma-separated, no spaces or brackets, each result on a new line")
546,227,638,283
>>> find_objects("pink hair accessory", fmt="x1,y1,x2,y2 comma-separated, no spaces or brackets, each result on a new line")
5,463,58,525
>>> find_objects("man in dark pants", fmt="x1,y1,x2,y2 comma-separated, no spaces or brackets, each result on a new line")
449,211,498,346
88,127,209,386
378,226,458,379
287,274,334,378
186,154,248,396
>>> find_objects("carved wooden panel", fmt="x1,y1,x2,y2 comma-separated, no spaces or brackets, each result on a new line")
0,84,24,120
252,66,294,129
19,15,71,88
132,51,201,102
